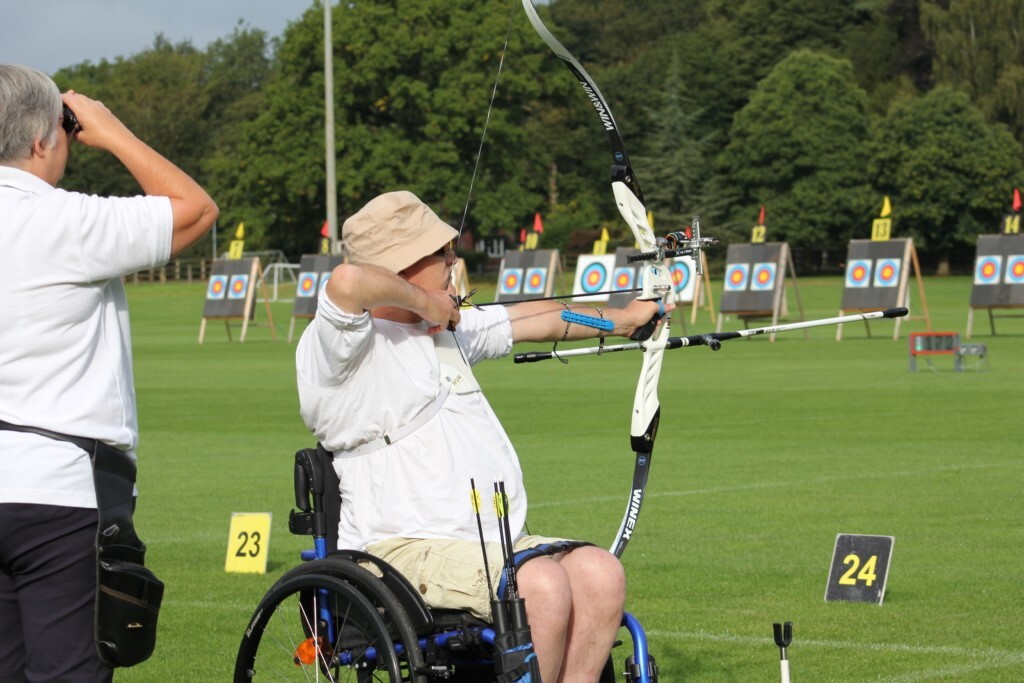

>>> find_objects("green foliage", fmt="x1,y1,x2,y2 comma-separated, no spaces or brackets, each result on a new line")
718,49,874,267
869,86,1024,264
922,0,1024,140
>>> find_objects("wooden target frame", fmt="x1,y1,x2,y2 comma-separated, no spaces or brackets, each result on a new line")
835,238,930,340
199,258,277,343
715,242,804,341
966,233,1024,337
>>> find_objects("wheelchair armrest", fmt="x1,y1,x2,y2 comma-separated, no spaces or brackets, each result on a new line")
328,549,436,635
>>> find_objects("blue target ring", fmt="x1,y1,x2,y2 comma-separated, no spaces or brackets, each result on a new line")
724,263,749,292
750,263,776,291
579,262,609,294
297,272,318,297
873,258,900,287
974,255,1002,285
845,259,872,288
207,274,228,300
1004,255,1024,284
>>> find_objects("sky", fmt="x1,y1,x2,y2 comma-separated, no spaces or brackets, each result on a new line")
1,0,316,76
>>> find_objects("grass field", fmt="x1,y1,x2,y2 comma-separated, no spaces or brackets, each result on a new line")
114,273,1023,682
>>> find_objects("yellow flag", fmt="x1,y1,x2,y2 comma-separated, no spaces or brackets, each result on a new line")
880,197,892,218
646,211,655,229
600,227,610,242
234,222,245,240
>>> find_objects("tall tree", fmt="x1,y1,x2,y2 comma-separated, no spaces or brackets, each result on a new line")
869,86,1024,274
717,49,873,269
921,0,1024,142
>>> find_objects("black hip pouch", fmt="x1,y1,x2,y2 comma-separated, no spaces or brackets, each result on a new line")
0,420,164,668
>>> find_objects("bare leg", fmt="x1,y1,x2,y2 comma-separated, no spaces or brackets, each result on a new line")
557,547,626,682
517,547,626,682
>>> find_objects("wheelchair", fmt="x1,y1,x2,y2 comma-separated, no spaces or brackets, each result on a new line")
234,446,659,682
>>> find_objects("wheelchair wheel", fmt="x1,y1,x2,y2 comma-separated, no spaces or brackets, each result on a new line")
235,573,412,682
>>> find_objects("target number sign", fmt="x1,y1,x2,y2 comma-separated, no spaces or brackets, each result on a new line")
225,512,272,574
870,218,892,241
825,533,894,604
751,225,766,243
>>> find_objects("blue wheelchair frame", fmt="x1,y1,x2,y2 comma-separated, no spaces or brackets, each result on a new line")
234,446,658,682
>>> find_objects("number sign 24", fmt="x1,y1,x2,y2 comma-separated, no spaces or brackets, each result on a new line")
825,534,894,605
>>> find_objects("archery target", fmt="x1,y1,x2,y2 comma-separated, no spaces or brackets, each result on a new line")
750,262,776,292
499,268,523,296
974,255,1002,285
578,261,609,295
669,258,695,301
206,274,228,300
845,259,872,288
318,272,332,292
1004,255,1024,284
523,267,547,295
873,258,901,287
613,266,636,291
228,274,249,300
296,271,318,298
724,263,750,292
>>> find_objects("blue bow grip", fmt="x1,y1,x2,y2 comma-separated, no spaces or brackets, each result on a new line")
561,310,614,332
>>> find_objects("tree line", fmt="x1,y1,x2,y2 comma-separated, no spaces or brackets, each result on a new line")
53,0,1024,274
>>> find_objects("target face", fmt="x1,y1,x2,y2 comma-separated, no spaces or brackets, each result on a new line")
319,272,332,292
873,258,900,287
296,272,318,297
523,267,547,295
613,267,636,291
579,262,609,294
1004,255,1024,284
206,274,228,300
724,263,749,292
228,274,249,300
750,262,776,292
974,255,1002,285
499,268,523,295
845,259,872,288
670,261,691,292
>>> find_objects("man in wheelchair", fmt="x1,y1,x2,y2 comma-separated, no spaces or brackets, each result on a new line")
294,191,667,681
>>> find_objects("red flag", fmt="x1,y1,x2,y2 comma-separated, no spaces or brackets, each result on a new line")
321,220,330,238
1014,188,1022,213
758,204,766,226
533,213,544,233
519,228,527,243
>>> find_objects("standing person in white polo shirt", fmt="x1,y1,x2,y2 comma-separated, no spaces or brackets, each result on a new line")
0,64,218,681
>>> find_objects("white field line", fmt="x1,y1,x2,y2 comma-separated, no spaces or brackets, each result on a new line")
530,462,1006,509
650,629,1024,681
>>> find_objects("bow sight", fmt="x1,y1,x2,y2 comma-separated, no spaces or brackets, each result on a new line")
627,216,720,276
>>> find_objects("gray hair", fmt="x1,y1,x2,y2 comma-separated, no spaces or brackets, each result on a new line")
0,64,62,164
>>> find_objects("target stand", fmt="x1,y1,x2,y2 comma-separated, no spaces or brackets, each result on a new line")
494,249,561,303
288,255,345,342
836,238,930,340
716,242,804,341
199,258,278,343
966,234,1024,338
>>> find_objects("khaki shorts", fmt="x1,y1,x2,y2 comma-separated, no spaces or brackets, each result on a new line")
365,535,587,621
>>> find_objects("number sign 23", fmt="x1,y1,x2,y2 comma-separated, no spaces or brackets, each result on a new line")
225,512,272,574
825,534,894,605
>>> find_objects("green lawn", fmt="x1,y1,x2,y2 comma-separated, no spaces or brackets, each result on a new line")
116,273,1024,681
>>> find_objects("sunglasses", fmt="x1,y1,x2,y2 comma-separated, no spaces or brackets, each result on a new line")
434,240,455,258
61,104,80,137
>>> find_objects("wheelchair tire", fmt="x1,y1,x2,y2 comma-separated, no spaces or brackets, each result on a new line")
235,572,411,682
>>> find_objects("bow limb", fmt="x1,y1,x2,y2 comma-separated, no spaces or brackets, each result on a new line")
522,0,671,558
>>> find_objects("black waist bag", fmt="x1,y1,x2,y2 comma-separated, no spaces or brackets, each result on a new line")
0,420,164,668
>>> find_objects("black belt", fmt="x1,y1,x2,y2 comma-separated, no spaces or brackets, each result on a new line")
0,419,143,561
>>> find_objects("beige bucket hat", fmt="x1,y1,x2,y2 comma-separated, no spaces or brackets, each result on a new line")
342,191,458,273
